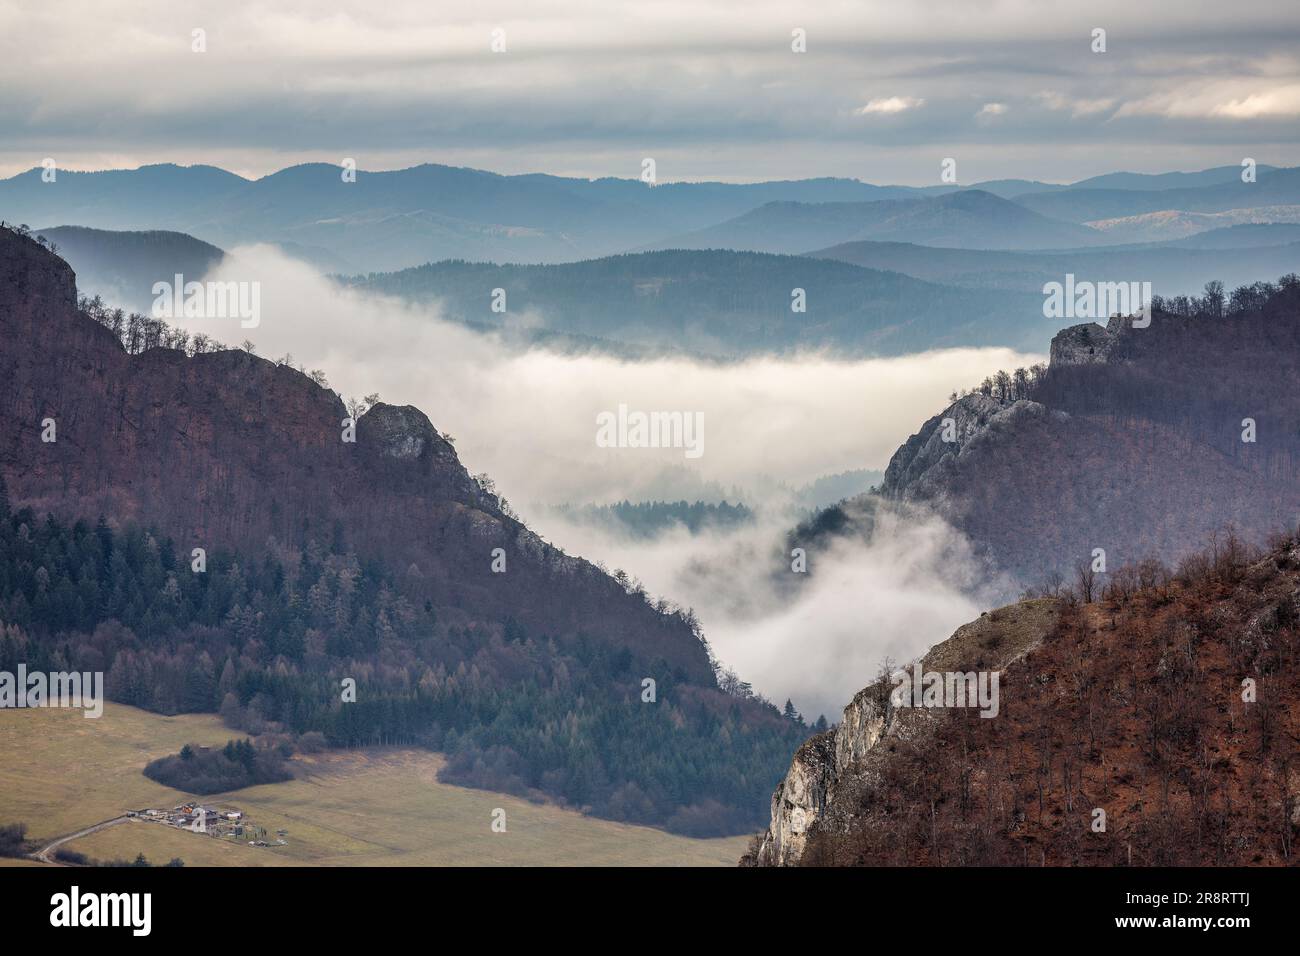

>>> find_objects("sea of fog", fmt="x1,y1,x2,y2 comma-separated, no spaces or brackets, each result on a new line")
179,247,1043,719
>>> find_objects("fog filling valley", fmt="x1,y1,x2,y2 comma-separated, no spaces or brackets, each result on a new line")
176,247,1043,719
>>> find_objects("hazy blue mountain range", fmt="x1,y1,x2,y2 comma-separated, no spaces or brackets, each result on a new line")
0,163,945,271
810,234,1300,296
38,226,226,313
1157,222,1300,248
346,249,1048,356
1014,166,1300,223
38,220,1299,362
643,189,1106,254
1065,164,1280,192
2,161,1294,273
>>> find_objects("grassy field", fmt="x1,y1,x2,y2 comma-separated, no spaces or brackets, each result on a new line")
0,705,747,867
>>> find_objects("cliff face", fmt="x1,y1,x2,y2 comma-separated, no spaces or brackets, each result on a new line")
881,395,1066,508
757,731,834,865
756,684,888,865
0,227,712,682
751,599,1059,865
753,538,1300,867
876,304,1300,583
1047,320,1116,366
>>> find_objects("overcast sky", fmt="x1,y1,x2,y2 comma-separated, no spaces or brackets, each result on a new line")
2,0,1298,183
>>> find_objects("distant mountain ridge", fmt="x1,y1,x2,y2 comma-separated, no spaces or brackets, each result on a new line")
0,162,946,271
1015,166,1300,223
37,225,226,313
810,235,1300,297
347,248,1048,356
4,161,1295,272
645,189,1105,254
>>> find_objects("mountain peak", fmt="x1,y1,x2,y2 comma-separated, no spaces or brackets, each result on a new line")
360,402,450,462
1048,322,1116,365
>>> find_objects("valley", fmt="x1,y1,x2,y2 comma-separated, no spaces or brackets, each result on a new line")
2,6,1299,944
0,704,747,867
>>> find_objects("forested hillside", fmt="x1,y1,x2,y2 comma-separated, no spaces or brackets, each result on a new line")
795,274,1300,586
347,249,1047,356
0,225,808,835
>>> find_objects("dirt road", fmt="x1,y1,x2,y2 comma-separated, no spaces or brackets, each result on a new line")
31,815,134,864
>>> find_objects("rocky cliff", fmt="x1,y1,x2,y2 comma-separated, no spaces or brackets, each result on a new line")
750,534,1300,867
749,599,1059,865
874,299,1300,584
1047,320,1116,366
0,226,712,682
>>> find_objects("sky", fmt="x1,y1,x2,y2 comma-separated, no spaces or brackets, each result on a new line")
2,0,1299,183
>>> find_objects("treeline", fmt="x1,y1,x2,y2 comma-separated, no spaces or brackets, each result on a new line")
954,273,1300,476
0,223,333,386
0,823,26,857
960,273,1300,405
54,849,185,867
76,292,334,390
553,500,753,538
144,738,292,794
0,483,806,835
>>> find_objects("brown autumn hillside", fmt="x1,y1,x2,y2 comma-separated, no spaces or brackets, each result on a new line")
756,529,1300,866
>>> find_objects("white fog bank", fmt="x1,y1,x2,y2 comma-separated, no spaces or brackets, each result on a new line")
181,247,1040,717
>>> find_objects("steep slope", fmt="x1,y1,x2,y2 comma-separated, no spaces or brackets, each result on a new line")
870,285,1300,585
0,225,809,832
749,599,1060,865
0,226,706,676
749,535,1300,866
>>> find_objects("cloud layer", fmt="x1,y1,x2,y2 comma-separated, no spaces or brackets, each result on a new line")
2,1,1298,182
175,247,1037,714
192,247,1041,505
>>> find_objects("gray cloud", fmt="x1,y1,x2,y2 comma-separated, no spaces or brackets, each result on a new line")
2,1,1298,182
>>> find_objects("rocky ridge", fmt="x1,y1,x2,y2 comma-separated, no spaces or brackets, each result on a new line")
750,599,1059,865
